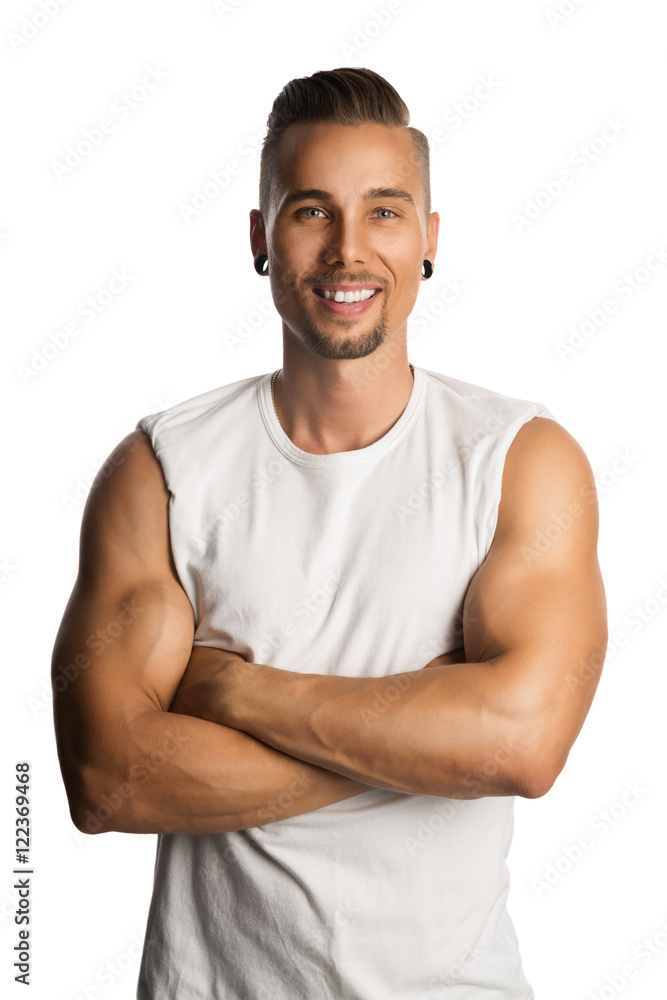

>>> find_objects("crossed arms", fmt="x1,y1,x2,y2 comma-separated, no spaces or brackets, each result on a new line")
52,417,607,836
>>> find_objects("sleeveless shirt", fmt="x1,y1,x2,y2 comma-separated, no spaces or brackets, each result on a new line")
134,365,555,999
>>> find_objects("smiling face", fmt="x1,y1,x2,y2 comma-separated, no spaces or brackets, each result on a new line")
252,121,438,362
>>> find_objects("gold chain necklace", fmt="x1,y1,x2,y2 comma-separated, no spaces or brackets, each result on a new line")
270,363,414,421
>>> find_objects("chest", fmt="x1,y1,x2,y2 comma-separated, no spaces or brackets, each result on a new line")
180,456,479,675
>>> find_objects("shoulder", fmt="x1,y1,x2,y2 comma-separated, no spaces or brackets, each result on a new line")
89,429,167,505
494,417,599,557
502,417,593,497
136,373,267,442
420,369,554,447
78,430,172,586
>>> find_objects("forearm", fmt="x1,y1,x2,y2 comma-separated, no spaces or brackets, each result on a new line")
75,707,371,835
218,657,537,800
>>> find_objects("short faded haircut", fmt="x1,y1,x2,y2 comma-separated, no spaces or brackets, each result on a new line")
259,67,431,221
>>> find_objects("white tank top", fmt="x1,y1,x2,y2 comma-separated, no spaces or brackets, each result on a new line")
135,366,554,999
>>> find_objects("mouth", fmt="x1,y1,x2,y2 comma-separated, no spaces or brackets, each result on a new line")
311,283,383,316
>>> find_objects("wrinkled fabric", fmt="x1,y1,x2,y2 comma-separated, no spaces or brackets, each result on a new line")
135,366,553,998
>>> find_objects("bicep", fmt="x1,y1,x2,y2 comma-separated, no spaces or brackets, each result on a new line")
462,418,608,780
52,432,195,778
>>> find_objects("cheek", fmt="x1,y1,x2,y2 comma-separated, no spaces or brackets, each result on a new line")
271,243,314,287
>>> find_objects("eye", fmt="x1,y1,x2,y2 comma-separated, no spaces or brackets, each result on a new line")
297,206,399,219
299,207,327,218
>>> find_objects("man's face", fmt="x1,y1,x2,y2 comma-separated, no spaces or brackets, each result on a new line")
254,122,438,362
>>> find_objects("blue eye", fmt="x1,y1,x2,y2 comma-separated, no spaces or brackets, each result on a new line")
297,206,398,220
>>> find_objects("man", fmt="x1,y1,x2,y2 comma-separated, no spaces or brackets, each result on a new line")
52,67,607,998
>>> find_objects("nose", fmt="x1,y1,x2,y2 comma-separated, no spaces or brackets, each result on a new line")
322,212,369,270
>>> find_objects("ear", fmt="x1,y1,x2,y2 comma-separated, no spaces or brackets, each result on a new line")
423,210,440,276
249,209,267,257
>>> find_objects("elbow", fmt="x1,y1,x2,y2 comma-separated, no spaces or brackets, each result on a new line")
514,764,558,799
55,718,152,834
62,775,107,836
507,712,567,800
64,762,135,835
70,801,106,836
513,741,566,800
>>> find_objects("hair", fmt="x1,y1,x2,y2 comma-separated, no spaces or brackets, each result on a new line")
259,67,431,222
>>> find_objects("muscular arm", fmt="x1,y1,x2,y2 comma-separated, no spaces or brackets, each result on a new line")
182,418,608,800
52,430,373,836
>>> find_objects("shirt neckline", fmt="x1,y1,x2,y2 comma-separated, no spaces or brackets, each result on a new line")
258,365,426,467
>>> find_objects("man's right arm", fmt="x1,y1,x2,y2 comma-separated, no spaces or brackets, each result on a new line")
52,430,372,836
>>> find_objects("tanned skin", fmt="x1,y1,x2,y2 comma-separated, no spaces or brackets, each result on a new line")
52,122,607,835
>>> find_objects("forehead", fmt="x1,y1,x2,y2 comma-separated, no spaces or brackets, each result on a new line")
273,121,421,203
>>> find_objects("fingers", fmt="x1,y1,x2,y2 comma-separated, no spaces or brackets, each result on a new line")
422,646,466,669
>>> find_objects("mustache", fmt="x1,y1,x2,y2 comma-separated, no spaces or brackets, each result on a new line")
303,272,387,289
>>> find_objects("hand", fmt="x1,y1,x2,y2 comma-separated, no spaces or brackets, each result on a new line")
170,645,255,722
207,649,265,729
422,646,466,669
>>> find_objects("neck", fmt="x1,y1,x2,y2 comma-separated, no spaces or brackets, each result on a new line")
272,343,415,455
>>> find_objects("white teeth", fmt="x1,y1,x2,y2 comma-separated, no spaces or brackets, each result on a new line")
322,288,377,302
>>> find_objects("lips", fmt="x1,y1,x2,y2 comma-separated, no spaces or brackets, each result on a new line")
315,289,378,304
312,286,382,316
313,283,382,292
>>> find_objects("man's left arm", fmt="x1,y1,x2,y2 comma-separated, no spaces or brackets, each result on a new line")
173,417,607,800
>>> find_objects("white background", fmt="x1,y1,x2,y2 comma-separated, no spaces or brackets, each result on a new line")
2,0,666,997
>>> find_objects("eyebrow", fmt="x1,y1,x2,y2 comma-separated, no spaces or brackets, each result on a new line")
281,187,416,208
